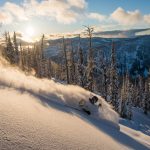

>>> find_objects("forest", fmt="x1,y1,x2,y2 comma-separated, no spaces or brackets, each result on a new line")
1,26,150,120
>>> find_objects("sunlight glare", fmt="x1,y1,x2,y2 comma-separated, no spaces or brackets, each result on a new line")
22,26,36,42
26,26,34,37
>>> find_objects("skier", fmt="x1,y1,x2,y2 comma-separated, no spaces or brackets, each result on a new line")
78,95,101,115
89,96,98,104
89,95,102,107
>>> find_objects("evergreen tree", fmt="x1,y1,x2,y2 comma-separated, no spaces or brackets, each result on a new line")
47,58,52,79
126,78,133,120
19,42,25,70
77,34,85,87
119,73,133,119
37,34,47,78
98,49,109,100
110,42,119,111
132,80,138,107
13,32,19,64
85,26,94,91
69,40,76,84
41,34,45,59
62,36,69,84
142,78,150,114
6,33,15,64
3,32,8,58
138,76,144,107
119,75,127,117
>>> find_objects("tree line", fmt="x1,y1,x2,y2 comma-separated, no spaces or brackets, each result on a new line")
1,27,150,119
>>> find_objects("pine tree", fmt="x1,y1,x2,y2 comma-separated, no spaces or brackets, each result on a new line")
62,36,69,84
85,26,94,91
98,49,109,100
119,75,127,117
119,73,133,119
19,42,24,70
69,40,76,84
132,80,138,107
36,34,46,78
138,76,144,108
3,32,8,58
27,46,33,73
110,42,119,111
13,32,19,64
6,33,15,64
103,64,109,100
41,34,45,59
126,78,133,120
47,58,52,79
142,78,150,114
77,34,85,87
34,44,41,77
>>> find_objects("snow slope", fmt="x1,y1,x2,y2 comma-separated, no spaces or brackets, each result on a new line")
120,107,150,147
0,57,118,125
1,88,150,150
0,57,150,150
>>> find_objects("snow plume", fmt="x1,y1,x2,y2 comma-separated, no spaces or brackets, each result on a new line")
0,56,118,125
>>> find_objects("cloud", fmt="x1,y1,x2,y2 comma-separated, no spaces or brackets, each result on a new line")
3,2,28,21
28,0,80,24
144,14,150,24
111,7,142,26
88,12,106,22
0,0,87,24
0,11,13,24
0,0,149,29
67,0,87,9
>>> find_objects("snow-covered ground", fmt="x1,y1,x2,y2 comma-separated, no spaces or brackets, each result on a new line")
120,107,150,147
0,57,150,150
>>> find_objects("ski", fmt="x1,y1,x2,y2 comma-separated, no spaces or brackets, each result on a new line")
64,104,91,115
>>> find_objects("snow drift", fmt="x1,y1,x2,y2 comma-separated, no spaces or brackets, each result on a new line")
0,56,118,125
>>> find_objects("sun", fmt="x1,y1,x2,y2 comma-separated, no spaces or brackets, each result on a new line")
22,26,35,42
26,26,34,37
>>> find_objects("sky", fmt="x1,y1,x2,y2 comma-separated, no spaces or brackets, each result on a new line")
0,0,150,40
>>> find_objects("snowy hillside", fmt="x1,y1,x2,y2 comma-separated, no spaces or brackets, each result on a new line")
0,57,150,150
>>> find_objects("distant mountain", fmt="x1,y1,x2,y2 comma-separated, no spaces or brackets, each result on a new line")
93,28,150,38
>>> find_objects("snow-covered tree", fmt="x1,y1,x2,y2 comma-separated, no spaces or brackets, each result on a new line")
109,42,119,111
119,73,133,119
119,75,127,117
85,26,94,92
4,32,15,64
40,34,45,59
97,49,109,100
19,42,24,70
142,78,150,114
13,32,19,64
47,58,52,79
68,40,76,84
137,76,145,108
77,34,86,87
62,36,69,84
126,80,133,120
